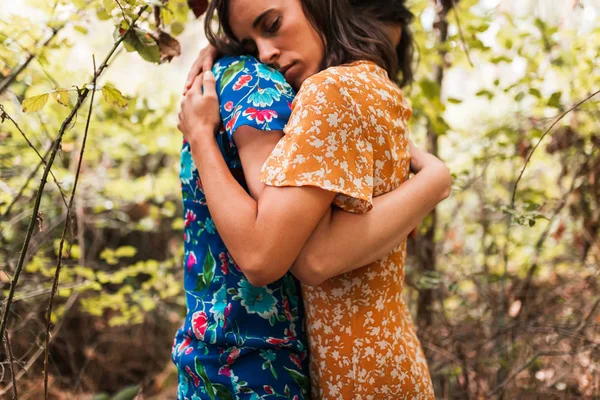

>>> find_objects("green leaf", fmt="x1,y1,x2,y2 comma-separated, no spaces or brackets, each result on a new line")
74,25,89,34
528,88,541,98
213,384,234,400
203,246,215,286
102,0,116,13
194,274,206,292
112,385,140,400
115,246,137,258
22,93,49,112
102,85,128,107
447,97,462,104
475,89,494,100
284,367,310,396
220,60,245,93
171,22,185,36
419,79,440,100
53,90,70,107
124,28,161,64
194,358,216,400
548,91,562,108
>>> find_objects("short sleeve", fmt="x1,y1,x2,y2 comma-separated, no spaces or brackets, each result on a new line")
258,73,374,213
213,56,295,141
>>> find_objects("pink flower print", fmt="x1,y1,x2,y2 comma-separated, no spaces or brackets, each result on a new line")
224,100,234,112
242,107,278,124
176,335,192,355
264,385,275,394
225,111,241,133
226,347,241,365
289,353,303,369
185,209,197,227
223,303,232,328
191,311,208,340
282,297,292,321
219,252,228,274
266,337,288,346
184,366,201,386
233,74,252,91
184,347,194,355
187,251,197,273
218,366,231,377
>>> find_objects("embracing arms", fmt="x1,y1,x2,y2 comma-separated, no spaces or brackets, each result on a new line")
179,70,451,287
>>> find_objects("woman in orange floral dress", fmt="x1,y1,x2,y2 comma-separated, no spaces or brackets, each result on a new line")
178,0,451,398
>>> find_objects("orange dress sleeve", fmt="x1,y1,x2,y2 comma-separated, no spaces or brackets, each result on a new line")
258,72,374,213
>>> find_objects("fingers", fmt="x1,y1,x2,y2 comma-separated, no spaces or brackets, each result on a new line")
184,60,202,94
190,72,205,94
202,71,217,96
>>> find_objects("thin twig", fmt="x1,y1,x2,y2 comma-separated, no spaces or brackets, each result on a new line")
0,4,149,349
0,28,61,96
4,331,18,399
449,0,474,67
43,55,96,399
0,292,79,397
511,89,600,206
0,105,69,209
0,144,52,221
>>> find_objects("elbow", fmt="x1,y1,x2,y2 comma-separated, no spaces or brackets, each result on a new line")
438,163,453,201
292,252,327,287
237,252,289,287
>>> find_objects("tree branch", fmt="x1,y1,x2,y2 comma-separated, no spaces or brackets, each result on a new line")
42,55,97,399
0,5,149,348
0,105,69,209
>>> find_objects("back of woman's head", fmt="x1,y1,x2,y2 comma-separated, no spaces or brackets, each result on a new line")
350,0,415,86
205,0,399,81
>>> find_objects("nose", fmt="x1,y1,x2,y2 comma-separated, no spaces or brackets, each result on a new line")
256,39,280,66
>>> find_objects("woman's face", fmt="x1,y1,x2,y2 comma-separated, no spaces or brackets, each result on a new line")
227,0,324,89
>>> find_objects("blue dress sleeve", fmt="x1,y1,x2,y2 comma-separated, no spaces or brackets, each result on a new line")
212,55,295,141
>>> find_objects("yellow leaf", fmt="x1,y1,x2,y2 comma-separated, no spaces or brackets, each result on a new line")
22,93,49,112
53,90,70,107
102,85,128,107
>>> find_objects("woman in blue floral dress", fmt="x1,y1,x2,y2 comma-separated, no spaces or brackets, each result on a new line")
172,55,308,399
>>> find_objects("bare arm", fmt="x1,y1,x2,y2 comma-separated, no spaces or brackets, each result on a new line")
233,126,451,286
291,146,451,286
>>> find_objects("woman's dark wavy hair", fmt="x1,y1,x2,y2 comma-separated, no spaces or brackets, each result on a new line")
351,0,415,86
204,0,401,83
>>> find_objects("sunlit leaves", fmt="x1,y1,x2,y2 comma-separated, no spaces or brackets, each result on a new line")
22,93,49,112
123,27,161,63
102,85,128,107
53,90,70,107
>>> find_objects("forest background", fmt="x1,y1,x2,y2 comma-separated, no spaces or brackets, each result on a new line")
0,0,599,398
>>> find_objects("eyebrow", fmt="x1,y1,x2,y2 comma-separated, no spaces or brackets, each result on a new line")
252,8,275,28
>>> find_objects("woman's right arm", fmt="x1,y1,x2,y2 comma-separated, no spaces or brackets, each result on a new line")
291,146,451,286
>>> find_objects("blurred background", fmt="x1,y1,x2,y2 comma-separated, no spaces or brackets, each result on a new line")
0,0,598,398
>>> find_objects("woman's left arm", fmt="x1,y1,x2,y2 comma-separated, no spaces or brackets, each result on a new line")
179,72,336,287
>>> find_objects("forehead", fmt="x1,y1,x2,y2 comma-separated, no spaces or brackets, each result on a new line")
228,0,288,39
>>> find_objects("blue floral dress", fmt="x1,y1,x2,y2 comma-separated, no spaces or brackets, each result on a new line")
172,55,309,400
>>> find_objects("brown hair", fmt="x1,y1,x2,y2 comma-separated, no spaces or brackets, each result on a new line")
204,0,398,79
350,0,415,86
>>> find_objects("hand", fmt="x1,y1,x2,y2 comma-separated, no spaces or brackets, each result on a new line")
408,140,452,198
178,71,221,147
183,45,219,95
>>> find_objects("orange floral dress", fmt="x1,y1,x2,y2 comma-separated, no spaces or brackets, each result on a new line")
259,61,435,399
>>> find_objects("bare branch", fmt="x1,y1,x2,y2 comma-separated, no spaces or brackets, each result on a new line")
42,54,97,399
4,331,17,399
0,4,149,349
511,89,600,207
0,105,69,209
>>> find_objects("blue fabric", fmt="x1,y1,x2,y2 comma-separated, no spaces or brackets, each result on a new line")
172,55,309,400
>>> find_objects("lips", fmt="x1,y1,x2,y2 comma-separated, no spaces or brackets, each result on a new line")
278,62,296,82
